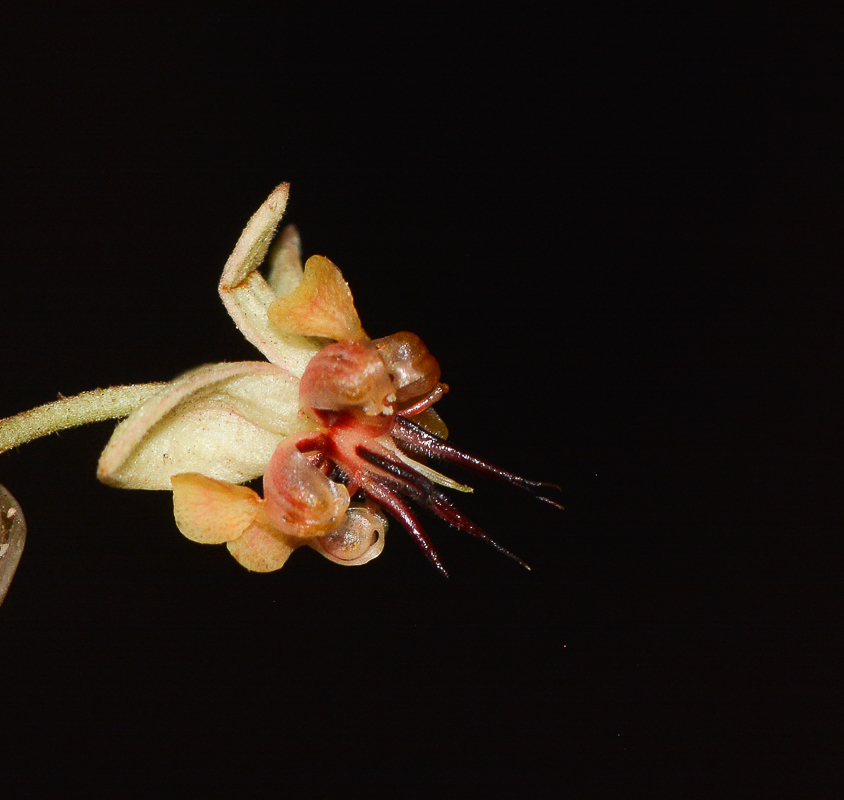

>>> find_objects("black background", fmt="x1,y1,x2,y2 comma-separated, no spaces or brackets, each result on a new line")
1,6,841,796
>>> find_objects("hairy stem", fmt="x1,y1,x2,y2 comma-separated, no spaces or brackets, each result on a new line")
0,384,165,454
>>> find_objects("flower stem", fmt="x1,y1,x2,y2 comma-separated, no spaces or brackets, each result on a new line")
0,384,165,454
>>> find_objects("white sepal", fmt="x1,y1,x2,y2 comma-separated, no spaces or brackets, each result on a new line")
218,184,320,376
98,361,308,489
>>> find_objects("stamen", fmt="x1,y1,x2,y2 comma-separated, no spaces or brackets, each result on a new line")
394,417,564,509
360,479,449,577
426,493,531,570
356,446,529,570
356,445,434,499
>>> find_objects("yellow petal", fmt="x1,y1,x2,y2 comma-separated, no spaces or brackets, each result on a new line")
226,520,298,572
268,255,366,341
171,473,260,544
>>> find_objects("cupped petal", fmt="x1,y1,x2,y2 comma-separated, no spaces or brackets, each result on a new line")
373,332,441,403
226,520,299,572
268,255,366,341
219,185,321,376
262,433,351,539
309,503,387,566
171,473,261,543
98,361,309,489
